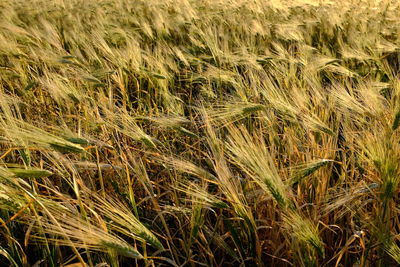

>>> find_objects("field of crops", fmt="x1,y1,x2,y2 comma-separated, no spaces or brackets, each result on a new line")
0,0,400,266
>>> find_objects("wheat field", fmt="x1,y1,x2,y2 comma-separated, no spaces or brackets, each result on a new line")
0,0,400,266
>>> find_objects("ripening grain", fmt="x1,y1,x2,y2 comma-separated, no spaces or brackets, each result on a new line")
0,0,400,266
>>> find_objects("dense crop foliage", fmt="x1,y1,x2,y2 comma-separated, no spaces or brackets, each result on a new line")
1,0,400,266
